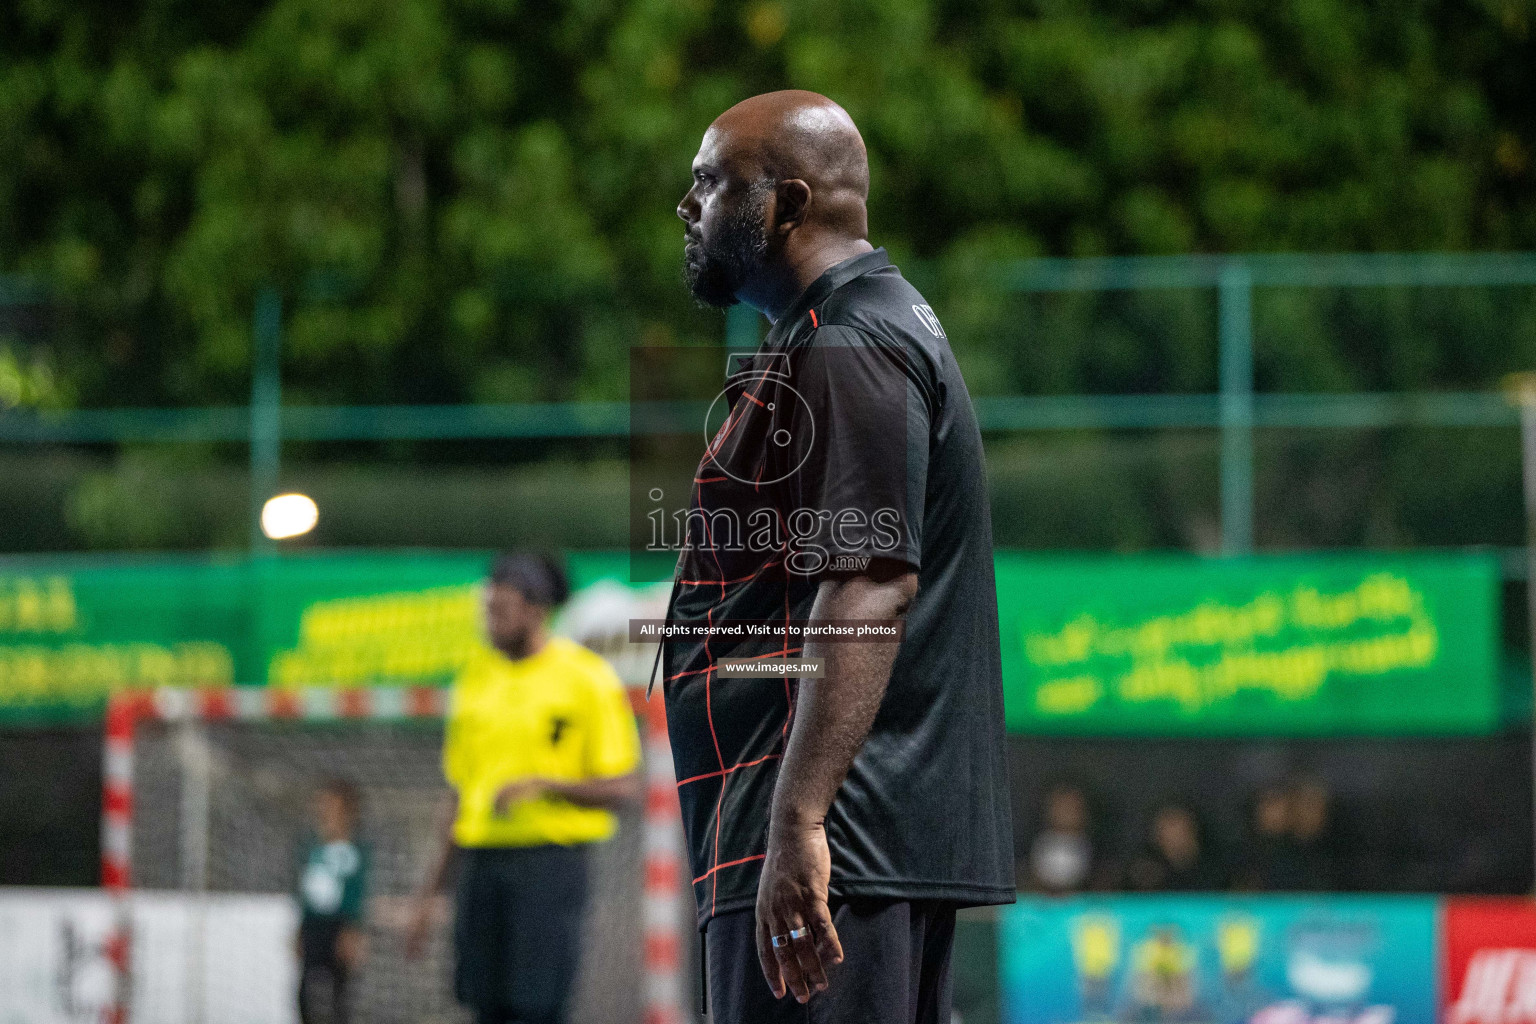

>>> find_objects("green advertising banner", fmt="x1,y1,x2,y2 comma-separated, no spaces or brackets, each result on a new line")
0,550,1504,734
0,552,631,725
995,553,1500,736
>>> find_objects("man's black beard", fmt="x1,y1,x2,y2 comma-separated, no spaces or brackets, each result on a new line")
683,183,771,308
492,630,535,661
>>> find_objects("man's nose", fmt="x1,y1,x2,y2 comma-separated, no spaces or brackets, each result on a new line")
677,189,698,224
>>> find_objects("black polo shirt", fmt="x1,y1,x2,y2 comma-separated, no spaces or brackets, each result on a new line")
662,248,1015,928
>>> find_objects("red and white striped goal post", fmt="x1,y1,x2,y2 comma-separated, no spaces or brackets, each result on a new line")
101,685,686,1024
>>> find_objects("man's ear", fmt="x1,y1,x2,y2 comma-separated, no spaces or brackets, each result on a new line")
774,179,811,234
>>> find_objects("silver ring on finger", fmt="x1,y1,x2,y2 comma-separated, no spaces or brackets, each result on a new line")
788,926,811,940
771,934,791,949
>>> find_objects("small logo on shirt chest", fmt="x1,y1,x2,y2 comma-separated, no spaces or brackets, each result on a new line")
549,716,570,745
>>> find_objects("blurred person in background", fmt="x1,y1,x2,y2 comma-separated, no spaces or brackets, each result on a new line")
406,553,642,1024
1287,776,1339,890
1125,803,1222,892
1231,784,1303,892
296,778,369,1024
1027,784,1096,893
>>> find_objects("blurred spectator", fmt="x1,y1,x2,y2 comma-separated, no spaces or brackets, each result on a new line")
1231,778,1340,891
1288,777,1339,890
1027,784,1095,892
1232,784,1304,891
1126,803,1222,891
295,778,368,1024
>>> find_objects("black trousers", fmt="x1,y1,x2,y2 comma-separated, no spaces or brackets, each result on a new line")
297,957,349,1024
705,898,957,1024
454,844,589,1024
298,917,350,1024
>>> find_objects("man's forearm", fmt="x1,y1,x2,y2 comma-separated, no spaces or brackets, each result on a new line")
419,793,458,895
768,568,917,829
545,772,642,810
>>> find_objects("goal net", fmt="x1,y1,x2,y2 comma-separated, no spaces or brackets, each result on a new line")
105,685,685,1024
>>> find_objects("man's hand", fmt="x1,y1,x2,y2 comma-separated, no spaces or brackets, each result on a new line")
404,893,434,961
336,926,367,970
755,818,844,1003
493,777,548,815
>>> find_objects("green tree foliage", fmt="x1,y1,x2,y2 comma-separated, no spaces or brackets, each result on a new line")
1,0,1533,408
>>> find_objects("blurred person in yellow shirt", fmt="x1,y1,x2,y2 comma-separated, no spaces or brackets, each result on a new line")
407,552,642,1024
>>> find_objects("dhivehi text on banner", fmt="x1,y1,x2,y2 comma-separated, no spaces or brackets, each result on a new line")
0,551,1501,732
994,553,1499,736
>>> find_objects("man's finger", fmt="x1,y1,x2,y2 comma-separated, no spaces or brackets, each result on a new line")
756,917,786,999
811,899,843,966
770,914,812,1003
788,916,828,994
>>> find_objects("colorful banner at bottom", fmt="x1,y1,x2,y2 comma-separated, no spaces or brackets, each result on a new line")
1003,895,1440,1024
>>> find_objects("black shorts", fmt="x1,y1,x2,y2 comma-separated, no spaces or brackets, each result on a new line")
453,844,589,1020
704,898,957,1024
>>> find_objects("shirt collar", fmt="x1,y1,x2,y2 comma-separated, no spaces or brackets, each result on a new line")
766,247,890,342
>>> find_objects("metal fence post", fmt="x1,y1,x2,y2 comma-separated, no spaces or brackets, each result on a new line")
1512,380,1536,891
249,288,282,552
1218,262,1255,555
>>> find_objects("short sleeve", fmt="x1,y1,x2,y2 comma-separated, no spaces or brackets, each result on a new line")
583,660,642,780
777,325,931,575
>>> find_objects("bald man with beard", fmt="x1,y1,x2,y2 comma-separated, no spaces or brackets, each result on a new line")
661,91,1015,1024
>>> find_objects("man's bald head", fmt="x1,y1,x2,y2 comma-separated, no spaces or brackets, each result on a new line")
710,91,869,221
679,91,874,313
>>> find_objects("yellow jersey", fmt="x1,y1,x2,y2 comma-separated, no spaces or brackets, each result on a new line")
444,635,641,848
